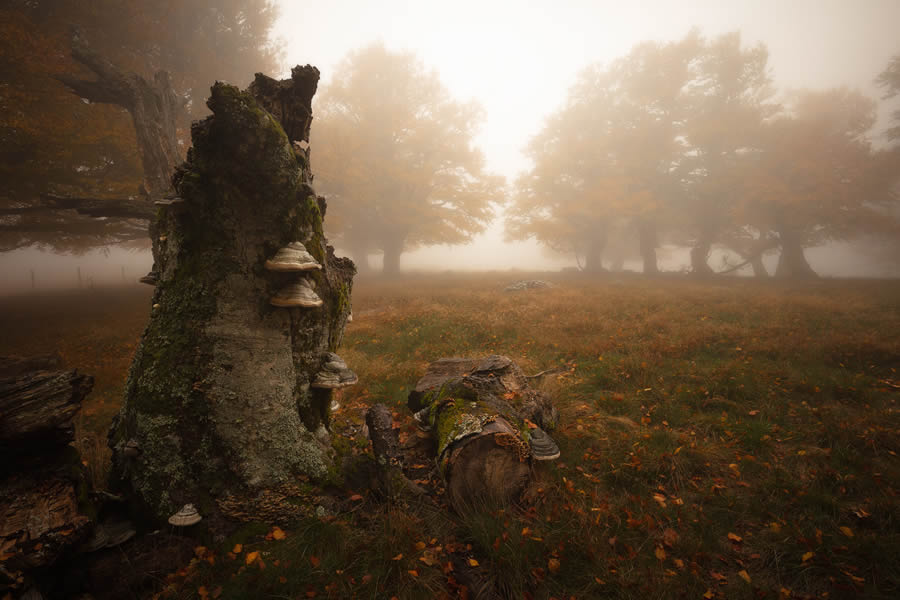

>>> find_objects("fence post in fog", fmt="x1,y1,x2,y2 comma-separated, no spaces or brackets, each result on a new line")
30,269,35,289
121,266,126,282
77,266,82,288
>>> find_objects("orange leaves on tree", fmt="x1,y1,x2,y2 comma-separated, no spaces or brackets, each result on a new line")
309,555,321,568
245,551,260,565
727,533,743,543
738,570,751,584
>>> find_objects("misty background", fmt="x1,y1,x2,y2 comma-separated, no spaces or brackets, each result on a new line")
2,0,899,293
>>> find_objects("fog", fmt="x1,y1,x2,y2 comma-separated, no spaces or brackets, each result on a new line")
1,0,899,292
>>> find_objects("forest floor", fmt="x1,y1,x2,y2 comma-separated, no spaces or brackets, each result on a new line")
1,273,899,600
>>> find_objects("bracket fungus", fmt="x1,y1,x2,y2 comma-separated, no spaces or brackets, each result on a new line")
265,242,321,272
139,271,158,286
311,353,358,389
528,427,561,461
168,504,201,527
270,278,323,308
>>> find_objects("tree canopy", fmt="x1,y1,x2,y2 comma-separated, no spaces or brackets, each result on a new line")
313,43,505,274
0,0,281,253
508,32,897,277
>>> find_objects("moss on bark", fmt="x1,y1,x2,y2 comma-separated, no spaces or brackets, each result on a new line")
110,74,355,527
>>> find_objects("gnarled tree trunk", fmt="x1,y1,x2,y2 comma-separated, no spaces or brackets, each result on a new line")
57,28,181,212
108,68,356,527
775,225,817,279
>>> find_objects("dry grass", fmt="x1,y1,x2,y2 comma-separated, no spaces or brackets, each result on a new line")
2,274,898,599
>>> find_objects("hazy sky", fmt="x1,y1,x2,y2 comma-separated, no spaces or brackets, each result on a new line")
273,0,900,272
2,1,899,292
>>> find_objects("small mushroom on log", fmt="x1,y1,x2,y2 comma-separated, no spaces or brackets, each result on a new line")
168,504,201,526
265,242,321,272
311,353,358,389
408,355,560,509
270,278,323,308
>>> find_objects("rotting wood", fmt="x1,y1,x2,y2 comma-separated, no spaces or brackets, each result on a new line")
408,355,560,509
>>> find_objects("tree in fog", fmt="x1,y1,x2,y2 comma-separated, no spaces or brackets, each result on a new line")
680,32,777,276
508,33,701,274
735,88,896,278
876,53,900,143
314,44,504,275
0,0,280,253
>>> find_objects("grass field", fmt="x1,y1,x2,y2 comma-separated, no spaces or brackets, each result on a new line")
2,273,899,599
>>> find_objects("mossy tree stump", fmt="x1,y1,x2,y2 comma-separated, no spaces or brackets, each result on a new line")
408,356,559,509
109,67,355,526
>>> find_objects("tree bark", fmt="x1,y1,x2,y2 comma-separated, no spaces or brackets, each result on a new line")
408,356,558,510
750,254,768,278
0,360,94,457
637,218,659,275
583,230,608,273
57,28,181,205
775,226,817,279
382,236,404,276
108,72,356,527
0,356,94,578
690,230,714,277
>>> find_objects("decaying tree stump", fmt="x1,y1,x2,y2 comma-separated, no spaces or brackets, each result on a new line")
108,67,356,526
408,355,559,509
0,356,94,592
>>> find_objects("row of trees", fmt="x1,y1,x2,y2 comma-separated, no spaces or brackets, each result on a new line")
3,6,898,278
314,36,899,278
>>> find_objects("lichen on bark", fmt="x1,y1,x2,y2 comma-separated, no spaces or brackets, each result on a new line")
109,68,355,526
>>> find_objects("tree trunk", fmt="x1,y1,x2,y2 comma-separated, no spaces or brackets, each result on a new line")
57,29,181,204
690,231,714,277
775,226,817,279
382,236,404,276
583,230,608,273
750,254,768,278
637,219,659,275
108,71,356,528
408,356,559,510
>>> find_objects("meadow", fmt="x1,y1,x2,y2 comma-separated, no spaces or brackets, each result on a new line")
1,273,898,599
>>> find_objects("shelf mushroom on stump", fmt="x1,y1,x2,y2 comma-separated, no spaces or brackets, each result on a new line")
408,355,560,510
310,352,358,424
107,66,356,528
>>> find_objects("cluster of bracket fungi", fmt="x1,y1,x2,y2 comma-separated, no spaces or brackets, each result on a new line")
264,242,358,405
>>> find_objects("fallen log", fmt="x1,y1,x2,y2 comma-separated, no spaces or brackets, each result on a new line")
408,356,560,509
0,356,96,596
0,358,94,456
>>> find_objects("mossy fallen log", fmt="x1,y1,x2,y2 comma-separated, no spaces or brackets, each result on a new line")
408,356,559,509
